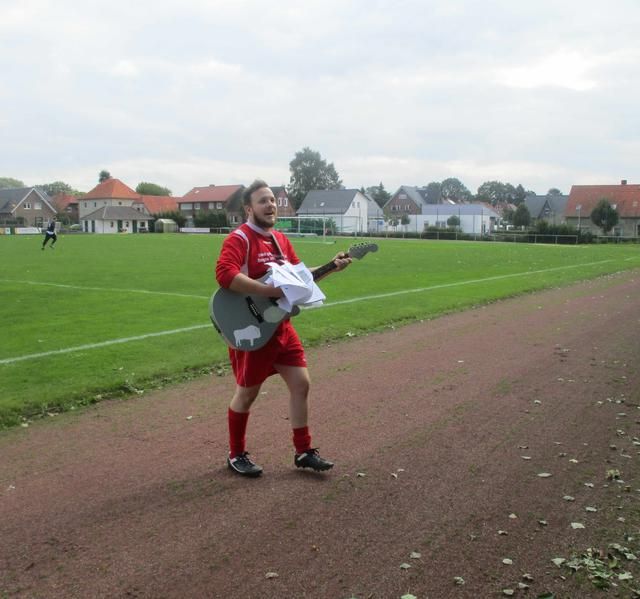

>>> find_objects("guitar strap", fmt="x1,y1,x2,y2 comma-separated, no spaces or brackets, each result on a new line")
269,233,286,264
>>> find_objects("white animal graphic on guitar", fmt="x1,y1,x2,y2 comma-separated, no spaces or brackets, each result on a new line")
233,324,262,348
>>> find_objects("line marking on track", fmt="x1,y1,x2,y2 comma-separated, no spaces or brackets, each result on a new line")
2,257,637,365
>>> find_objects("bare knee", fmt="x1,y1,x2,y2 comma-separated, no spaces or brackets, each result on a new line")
230,385,261,412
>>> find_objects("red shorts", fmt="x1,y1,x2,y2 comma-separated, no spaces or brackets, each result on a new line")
229,320,307,387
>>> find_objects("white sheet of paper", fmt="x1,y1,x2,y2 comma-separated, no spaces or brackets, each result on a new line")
264,261,325,311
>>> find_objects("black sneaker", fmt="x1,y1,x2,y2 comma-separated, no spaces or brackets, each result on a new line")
294,448,334,471
227,452,263,477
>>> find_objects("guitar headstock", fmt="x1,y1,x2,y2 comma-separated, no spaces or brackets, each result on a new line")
347,242,379,260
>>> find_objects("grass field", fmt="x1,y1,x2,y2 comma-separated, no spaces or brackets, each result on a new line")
1,233,638,428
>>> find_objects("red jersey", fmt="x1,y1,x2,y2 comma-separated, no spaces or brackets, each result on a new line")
215,222,306,386
216,222,301,288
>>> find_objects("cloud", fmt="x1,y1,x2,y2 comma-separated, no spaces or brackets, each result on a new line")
110,60,140,79
2,0,640,197
495,50,599,91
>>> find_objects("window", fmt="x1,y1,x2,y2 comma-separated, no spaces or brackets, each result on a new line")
94,202,97,207
84,202,88,208
284,198,288,207
24,202,31,209
110,222,114,228
181,203,192,210
35,201,42,209
208,202,214,209
278,198,282,207
398,193,407,200
217,202,222,209
194,203,200,210
118,201,122,206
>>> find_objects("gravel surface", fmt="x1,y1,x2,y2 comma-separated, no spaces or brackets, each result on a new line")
1,269,639,599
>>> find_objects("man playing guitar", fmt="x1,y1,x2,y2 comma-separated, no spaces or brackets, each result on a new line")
215,179,352,477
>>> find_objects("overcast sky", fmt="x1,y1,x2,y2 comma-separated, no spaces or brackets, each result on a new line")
2,0,639,196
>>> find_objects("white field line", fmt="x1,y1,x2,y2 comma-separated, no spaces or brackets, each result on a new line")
318,257,621,308
1,257,637,365
0,279,208,300
0,325,210,365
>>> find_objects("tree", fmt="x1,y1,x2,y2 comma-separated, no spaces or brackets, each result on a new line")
513,184,528,205
36,181,74,197
365,182,391,208
0,177,25,189
400,214,411,227
590,199,619,234
424,182,442,204
477,180,522,206
99,170,111,183
136,182,172,196
440,178,472,203
513,204,531,228
447,215,461,228
501,206,515,224
547,188,563,197
288,147,342,209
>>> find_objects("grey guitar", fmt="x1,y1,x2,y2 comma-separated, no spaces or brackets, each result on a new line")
209,242,378,351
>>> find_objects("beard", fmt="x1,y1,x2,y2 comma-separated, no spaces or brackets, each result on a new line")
252,213,276,229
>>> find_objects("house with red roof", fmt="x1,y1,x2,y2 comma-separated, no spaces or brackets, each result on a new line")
134,195,179,216
52,193,80,224
79,178,179,233
177,184,244,226
565,180,640,236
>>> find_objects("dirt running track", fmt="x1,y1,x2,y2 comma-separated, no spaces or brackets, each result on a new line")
2,270,640,599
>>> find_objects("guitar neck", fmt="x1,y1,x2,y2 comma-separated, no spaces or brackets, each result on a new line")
312,259,340,281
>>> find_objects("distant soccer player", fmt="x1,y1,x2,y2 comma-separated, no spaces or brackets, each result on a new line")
42,218,58,250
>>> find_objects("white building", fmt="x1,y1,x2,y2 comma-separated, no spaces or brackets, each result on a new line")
406,204,499,235
297,189,383,234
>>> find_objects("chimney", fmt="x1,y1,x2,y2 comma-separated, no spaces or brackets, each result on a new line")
621,179,627,185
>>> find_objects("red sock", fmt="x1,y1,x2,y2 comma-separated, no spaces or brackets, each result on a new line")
293,426,312,454
228,408,250,458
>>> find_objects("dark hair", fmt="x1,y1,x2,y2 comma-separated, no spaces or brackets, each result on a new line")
242,179,269,206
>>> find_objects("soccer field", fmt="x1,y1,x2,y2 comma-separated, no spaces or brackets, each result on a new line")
1,233,638,427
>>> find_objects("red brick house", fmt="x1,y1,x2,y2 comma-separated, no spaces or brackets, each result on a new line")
270,186,295,218
565,180,640,236
0,187,56,227
177,184,244,226
52,193,80,224
383,186,427,216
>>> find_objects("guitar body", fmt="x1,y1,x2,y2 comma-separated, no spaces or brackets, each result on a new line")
209,275,296,351
210,242,378,351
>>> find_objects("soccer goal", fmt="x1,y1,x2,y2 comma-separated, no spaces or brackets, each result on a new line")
275,215,363,240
